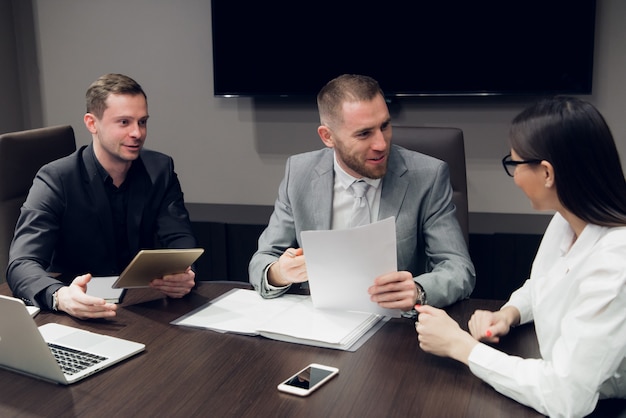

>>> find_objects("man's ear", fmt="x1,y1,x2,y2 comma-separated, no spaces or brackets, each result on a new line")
317,125,334,148
84,113,98,134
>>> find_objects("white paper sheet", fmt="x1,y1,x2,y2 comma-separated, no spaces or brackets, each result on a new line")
300,217,400,317
173,288,307,335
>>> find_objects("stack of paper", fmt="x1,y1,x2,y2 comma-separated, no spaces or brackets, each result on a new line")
171,289,385,351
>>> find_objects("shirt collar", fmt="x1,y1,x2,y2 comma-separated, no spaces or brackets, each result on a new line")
90,146,139,187
333,151,381,191
558,216,607,259
90,146,110,184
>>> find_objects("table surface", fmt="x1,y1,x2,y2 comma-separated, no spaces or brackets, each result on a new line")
0,281,616,418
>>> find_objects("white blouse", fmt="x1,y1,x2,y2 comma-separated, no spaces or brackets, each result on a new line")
468,213,626,418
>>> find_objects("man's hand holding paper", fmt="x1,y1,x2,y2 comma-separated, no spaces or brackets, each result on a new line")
300,217,402,317
368,271,417,312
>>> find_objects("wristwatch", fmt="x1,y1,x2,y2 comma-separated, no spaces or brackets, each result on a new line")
415,283,427,305
52,290,59,311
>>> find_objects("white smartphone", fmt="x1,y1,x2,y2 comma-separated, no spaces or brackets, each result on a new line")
277,363,339,396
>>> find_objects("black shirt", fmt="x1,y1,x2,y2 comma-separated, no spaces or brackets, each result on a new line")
93,151,140,273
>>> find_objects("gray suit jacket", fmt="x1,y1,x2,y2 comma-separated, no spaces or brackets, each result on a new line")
249,145,475,307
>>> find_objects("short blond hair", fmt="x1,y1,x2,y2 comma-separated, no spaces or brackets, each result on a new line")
86,73,146,119
316,74,384,128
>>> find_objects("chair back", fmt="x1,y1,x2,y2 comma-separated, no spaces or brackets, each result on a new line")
0,125,77,281
392,126,469,245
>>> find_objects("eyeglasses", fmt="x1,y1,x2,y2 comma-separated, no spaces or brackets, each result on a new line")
501,154,542,177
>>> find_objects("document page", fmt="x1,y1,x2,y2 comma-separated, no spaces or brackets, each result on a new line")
300,217,400,317
172,289,306,335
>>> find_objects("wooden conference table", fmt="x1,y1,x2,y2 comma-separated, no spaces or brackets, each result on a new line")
0,281,618,418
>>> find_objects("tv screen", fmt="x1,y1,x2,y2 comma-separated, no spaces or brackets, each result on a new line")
211,1,596,98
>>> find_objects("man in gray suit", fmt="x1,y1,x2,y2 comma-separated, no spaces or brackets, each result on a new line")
249,74,475,311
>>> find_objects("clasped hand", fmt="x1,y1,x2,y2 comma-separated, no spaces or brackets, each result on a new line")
468,308,515,343
414,305,518,364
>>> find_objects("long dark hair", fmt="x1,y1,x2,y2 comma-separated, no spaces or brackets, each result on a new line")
510,96,626,226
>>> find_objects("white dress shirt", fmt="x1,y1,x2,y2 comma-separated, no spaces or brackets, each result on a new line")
331,152,381,230
468,213,626,418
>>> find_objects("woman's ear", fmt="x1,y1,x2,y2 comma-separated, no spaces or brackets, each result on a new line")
542,160,555,188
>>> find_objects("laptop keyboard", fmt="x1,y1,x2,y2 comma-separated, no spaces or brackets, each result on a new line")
48,343,108,375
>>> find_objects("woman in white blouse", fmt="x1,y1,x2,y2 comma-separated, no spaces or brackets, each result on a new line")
414,96,626,418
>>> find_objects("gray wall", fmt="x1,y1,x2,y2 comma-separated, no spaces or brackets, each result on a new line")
6,1,626,226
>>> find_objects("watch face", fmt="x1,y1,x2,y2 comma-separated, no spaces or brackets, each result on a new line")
415,283,426,305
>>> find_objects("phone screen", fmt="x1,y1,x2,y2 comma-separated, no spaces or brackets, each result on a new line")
283,366,335,390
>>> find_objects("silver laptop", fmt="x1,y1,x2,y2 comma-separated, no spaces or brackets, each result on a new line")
0,295,145,384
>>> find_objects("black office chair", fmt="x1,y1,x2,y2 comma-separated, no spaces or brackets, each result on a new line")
392,126,469,245
0,125,77,281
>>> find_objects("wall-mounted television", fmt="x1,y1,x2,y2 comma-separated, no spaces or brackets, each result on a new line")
211,1,596,99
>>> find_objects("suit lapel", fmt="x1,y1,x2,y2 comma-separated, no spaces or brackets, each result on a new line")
310,151,334,230
81,145,116,254
379,146,408,221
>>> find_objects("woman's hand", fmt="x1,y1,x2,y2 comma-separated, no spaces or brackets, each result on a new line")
414,305,478,365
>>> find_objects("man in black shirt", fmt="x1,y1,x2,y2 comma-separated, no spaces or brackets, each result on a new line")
7,73,197,319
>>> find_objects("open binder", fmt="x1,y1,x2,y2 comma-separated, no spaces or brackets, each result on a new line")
171,288,387,351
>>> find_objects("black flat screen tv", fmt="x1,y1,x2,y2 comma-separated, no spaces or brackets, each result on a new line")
211,1,596,98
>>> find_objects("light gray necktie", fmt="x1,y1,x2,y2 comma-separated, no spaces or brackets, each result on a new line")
349,180,371,228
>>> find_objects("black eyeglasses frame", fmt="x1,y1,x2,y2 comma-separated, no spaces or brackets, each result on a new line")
501,154,543,177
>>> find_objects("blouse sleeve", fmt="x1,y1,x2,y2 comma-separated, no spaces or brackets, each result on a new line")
467,239,626,418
